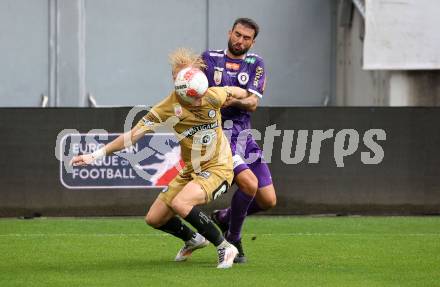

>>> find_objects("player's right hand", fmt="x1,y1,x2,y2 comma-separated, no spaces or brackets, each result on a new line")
69,154,95,166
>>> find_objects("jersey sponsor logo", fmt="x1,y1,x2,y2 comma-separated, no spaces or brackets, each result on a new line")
245,57,256,64
182,122,218,138
174,104,183,117
213,181,229,200
254,66,264,87
208,109,216,118
226,62,240,71
197,171,211,179
214,67,223,85
209,52,224,57
238,72,250,85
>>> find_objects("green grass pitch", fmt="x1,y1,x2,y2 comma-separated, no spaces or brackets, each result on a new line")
1,216,439,286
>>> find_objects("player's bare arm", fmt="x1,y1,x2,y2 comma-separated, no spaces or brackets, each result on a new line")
69,125,146,166
224,86,249,99
223,91,259,112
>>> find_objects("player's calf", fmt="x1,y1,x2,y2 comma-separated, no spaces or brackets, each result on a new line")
211,209,230,234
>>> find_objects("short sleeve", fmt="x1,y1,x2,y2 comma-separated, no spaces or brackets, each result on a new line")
136,109,162,133
246,58,266,99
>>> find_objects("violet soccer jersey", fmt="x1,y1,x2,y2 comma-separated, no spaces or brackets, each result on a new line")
202,49,273,190
202,50,266,152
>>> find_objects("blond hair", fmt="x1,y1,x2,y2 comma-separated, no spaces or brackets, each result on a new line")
169,48,206,74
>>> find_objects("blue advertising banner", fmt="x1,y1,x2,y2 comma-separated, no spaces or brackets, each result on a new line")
60,133,182,189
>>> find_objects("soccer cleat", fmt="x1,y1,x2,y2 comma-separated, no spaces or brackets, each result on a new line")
216,243,239,269
230,239,247,263
175,233,209,262
210,209,229,234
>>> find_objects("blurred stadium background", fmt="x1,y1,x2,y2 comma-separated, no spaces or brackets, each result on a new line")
1,0,439,216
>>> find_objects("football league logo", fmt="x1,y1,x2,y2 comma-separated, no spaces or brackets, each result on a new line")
174,104,183,118
214,67,223,85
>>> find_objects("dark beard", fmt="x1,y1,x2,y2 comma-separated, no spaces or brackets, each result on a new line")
228,40,249,56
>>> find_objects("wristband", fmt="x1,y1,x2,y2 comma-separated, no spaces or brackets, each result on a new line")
91,148,106,160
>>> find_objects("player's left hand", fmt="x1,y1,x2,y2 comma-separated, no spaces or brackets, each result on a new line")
69,154,95,166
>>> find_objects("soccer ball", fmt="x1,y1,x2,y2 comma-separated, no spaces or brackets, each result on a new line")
174,67,208,104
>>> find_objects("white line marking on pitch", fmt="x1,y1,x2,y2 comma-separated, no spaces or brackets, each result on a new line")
1,233,440,237
0,233,167,237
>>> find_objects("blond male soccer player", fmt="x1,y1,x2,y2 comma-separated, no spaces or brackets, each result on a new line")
70,48,248,269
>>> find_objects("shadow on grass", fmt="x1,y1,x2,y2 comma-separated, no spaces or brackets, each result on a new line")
13,257,218,274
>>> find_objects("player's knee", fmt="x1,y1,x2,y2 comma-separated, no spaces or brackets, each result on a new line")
172,202,195,219
246,180,259,196
266,195,277,209
145,212,161,228
237,174,258,196
170,197,189,217
260,193,277,210
170,197,180,212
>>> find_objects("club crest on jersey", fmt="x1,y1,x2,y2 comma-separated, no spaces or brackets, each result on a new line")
214,67,223,85
208,109,216,118
174,104,183,117
238,72,250,85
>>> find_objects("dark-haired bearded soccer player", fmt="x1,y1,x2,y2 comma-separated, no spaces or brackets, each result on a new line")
202,18,277,263
71,48,249,269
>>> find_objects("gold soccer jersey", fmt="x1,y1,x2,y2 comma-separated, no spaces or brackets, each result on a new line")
136,87,233,186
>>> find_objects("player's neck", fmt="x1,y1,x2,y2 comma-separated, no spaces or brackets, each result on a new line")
226,49,246,60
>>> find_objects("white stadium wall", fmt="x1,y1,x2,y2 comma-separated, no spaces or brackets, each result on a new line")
0,0,337,107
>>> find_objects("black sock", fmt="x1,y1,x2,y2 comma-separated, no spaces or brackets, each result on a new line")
157,216,195,242
184,207,224,246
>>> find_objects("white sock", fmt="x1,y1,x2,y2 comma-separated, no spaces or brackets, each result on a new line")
217,240,230,249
